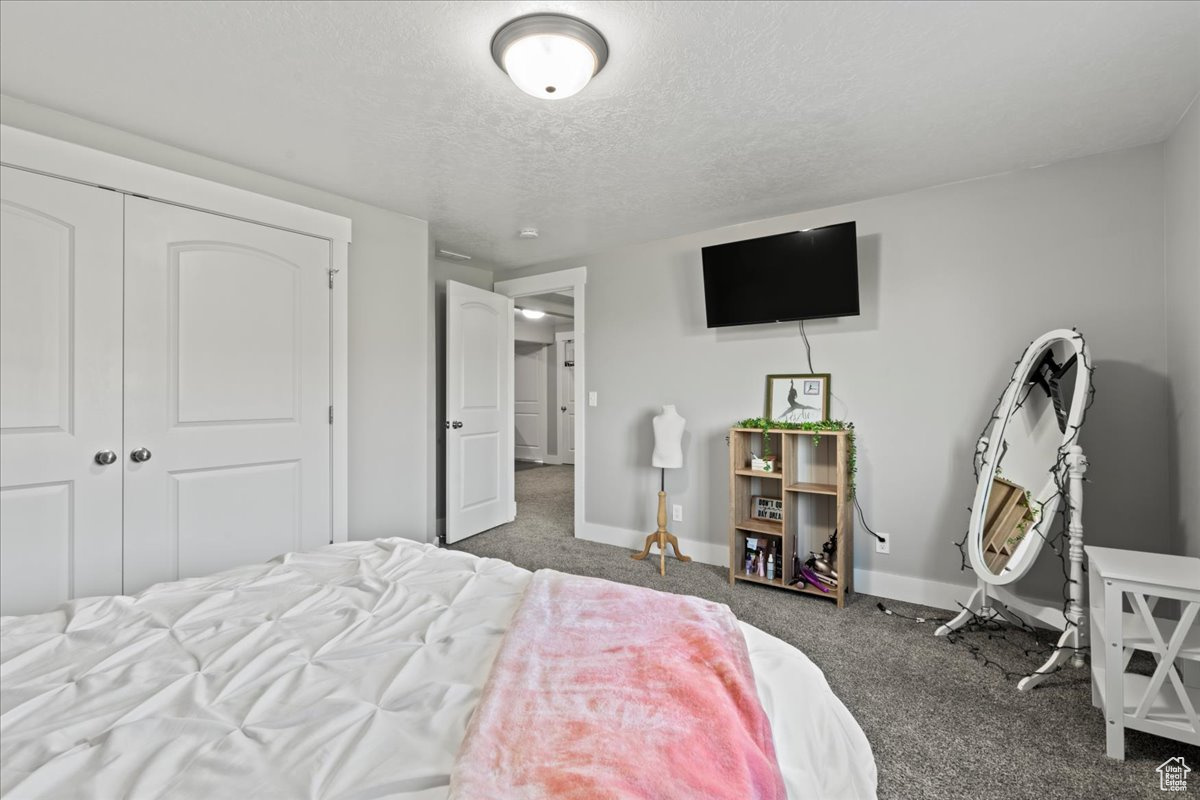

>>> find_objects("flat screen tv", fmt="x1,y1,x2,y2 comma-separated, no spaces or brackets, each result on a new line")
702,221,859,328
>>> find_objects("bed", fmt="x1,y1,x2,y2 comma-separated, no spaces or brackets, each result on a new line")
0,538,876,799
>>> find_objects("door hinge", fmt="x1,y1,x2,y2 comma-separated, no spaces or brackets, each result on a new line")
329,406,334,425
328,268,341,289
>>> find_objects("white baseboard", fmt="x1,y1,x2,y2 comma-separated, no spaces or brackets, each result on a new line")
852,569,973,612
578,521,977,611
579,522,730,569
543,454,563,465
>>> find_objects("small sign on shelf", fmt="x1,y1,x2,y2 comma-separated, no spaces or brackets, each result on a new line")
751,495,783,522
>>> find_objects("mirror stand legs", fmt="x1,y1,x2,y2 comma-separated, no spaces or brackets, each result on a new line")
936,446,1089,689
935,586,984,637
1018,625,1082,691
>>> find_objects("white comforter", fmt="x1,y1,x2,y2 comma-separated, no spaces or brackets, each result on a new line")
1,539,876,799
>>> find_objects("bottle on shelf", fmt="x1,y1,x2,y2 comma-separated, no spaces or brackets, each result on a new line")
792,535,803,584
757,548,766,577
766,544,776,580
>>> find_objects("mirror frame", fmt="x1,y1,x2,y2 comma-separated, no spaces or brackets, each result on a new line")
967,329,1091,586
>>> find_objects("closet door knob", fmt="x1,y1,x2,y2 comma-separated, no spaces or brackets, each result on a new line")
130,447,153,463
451,421,463,429
94,450,118,466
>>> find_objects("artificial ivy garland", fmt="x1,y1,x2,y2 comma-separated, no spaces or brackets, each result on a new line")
734,417,857,496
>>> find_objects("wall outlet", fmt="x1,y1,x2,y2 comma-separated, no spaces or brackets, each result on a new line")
588,391,597,407
875,532,891,555
672,504,683,522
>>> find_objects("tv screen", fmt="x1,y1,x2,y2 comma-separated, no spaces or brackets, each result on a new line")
701,221,859,327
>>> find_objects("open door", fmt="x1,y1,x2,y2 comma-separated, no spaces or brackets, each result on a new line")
445,280,514,543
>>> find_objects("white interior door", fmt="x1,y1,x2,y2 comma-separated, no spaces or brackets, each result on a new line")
122,197,331,593
445,280,513,543
556,332,576,466
0,167,124,615
514,342,546,462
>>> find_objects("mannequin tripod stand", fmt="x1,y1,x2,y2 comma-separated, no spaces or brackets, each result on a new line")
632,467,691,576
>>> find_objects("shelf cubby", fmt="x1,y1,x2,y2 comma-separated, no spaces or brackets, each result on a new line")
733,529,785,585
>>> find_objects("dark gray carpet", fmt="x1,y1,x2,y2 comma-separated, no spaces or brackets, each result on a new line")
450,465,1199,799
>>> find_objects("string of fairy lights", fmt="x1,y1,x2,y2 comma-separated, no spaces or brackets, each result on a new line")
882,330,1096,683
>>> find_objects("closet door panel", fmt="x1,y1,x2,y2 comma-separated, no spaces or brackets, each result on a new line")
122,198,330,593
0,167,124,614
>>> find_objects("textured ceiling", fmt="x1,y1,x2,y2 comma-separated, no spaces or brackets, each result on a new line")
2,1,1198,270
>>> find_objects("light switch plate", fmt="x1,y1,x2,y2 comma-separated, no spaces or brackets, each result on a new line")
588,391,597,407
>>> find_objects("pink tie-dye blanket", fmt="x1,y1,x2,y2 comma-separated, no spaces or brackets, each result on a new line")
449,570,786,800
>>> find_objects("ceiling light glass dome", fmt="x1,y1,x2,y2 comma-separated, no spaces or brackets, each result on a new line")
491,14,609,100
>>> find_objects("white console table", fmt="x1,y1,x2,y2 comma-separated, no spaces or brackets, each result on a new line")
1087,546,1200,759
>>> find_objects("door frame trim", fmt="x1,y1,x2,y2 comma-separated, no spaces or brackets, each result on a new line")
0,126,351,240
0,124,352,544
494,268,586,538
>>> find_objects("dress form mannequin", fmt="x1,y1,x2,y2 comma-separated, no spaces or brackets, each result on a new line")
651,405,685,468
633,405,691,575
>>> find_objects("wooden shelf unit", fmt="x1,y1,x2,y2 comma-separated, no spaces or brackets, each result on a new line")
728,427,853,607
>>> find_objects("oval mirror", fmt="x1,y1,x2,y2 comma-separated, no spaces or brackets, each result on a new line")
968,330,1091,585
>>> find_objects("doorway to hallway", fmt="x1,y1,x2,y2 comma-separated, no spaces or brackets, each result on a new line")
513,289,575,534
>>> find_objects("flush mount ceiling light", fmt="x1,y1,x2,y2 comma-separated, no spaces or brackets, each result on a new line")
519,308,546,319
491,13,608,100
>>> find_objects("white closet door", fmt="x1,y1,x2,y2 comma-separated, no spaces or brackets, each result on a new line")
514,342,547,462
0,167,124,615
557,334,576,465
123,197,331,593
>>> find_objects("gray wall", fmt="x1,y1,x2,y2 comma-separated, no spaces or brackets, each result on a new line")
514,315,558,344
505,144,1172,600
1,96,434,542
1165,94,1200,559
432,258,495,525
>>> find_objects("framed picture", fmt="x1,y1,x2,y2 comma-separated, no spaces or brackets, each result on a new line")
765,373,830,423
751,495,783,522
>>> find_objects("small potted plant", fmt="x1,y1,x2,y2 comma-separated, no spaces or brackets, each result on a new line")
750,424,778,473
